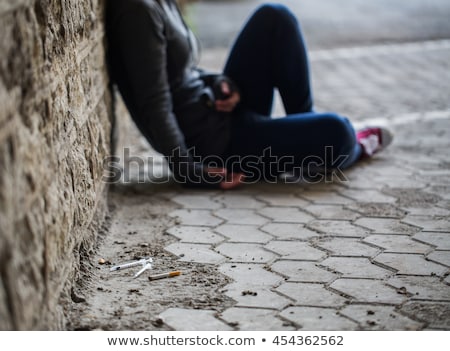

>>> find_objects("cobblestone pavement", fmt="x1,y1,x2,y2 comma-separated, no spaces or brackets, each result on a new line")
67,40,450,331
66,4,450,331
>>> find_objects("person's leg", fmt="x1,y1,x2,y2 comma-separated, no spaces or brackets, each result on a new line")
223,3,363,179
224,3,313,115
227,110,362,180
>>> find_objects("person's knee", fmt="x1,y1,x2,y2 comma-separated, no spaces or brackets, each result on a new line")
324,114,356,156
255,3,297,26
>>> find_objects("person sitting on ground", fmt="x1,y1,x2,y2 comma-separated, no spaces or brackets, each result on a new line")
105,0,393,189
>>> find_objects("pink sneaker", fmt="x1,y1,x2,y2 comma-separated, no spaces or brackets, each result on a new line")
357,127,393,157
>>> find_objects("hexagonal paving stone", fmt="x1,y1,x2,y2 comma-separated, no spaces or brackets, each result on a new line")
258,207,315,223
355,218,421,234
316,238,379,257
363,235,432,254
321,257,393,279
374,253,448,276
369,175,427,189
166,226,225,244
215,243,277,263
276,282,347,307
425,185,450,200
165,243,226,264
214,224,272,243
214,194,265,209
171,195,222,209
340,305,423,330
401,206,450,217
388,276,450,301
402,216,450,232
345,203,407,218
400,302,450,330
340,189,397,204
344,174,385,190
425,185,450,201
169,209,223,226
413,232,450,250
330,279,406,304
308,220,367,237
303,204,360,220
280,306,357,330
214,209,268,225
223,283,291,309
300,191,354,205
255,194,310,207
219,263,284,287
265,241,326,261
220,307,294,330
159,308,232,331
271,261,337,283
261,223,320,240
426,251,450,267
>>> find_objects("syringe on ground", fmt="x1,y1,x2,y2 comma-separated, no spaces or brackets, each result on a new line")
110,257,153,272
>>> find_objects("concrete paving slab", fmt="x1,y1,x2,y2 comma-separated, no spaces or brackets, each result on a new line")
214,209,268,226
276,283,347,308
258,207,315,224
303,204,360,221
355,218,421,235
388,276,450,301
321,257,393,279
363,234,433,254
316,237,380,257
265,241,326,261
308,220,368,237
330,279,406,304
412,232,450,250
164,242,226,264
220,307,294,331
341,189,397,204
255,194,310,207
400,302,450,329
218,263,284,287
345,203,407,218
340,305,423,330
279,306,357,331
402,216,450,232
214,224,273,243
166,226,225,244
213,194,265,209
261,223,320,240
215,243,277,263
223,283,291,310
159,308,232,331
374,253,448,276
171,194,222,209
169,209,223,226
426,251,450,267
271,261,337,283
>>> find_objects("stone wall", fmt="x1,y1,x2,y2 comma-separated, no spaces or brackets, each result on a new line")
0,0,113,330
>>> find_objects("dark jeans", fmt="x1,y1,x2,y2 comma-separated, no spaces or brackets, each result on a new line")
223,4,362,179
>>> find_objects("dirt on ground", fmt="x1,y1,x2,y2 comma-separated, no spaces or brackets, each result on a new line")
64,189,234,331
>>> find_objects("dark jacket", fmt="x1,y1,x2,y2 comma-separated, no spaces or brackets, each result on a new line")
106,0,231,163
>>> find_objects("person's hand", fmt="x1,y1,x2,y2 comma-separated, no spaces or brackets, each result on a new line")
215,81,240,113
205,167,245,190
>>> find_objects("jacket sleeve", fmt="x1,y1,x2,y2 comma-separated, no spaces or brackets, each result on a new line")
111,3,222,188
115,3,187,158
